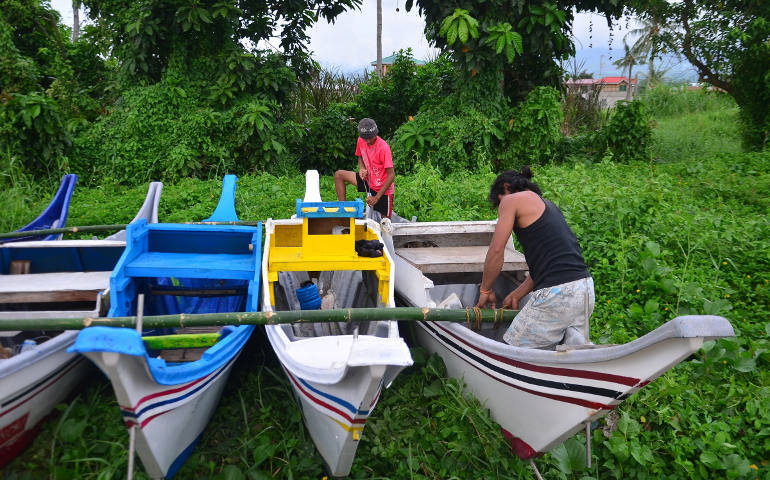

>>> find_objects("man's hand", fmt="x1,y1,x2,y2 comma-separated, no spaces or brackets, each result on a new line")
502,291,520,310
366,195,379,207
475,291,497,308
359,167,368,180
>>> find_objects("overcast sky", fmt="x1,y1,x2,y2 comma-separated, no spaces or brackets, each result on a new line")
50,0,692,79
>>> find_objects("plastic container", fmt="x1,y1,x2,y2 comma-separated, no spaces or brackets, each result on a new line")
296,283,322,310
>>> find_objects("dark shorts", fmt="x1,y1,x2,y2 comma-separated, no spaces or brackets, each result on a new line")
356,173,392,218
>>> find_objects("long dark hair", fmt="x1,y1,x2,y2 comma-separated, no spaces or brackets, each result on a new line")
487,166,542,207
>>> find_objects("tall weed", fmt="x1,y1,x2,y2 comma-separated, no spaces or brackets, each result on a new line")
641,87,737,118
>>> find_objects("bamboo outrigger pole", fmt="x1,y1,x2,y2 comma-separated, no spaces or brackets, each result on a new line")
0,307,519,331
0,221,264,240
0,224,128,239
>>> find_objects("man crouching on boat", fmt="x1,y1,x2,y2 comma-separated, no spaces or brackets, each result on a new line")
475,167,594,349
334,118,395,218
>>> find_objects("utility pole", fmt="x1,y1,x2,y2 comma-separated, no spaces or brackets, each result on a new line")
376,0,383,77
598,54,604,77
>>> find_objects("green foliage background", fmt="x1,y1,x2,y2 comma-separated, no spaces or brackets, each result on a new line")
4,100,770,479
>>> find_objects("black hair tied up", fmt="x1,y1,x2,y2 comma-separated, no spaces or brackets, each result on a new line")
487,166,542,207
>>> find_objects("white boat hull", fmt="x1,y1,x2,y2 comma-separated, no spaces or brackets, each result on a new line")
72,324,253,479
0,331,90,467
82,350,239,478
388,219,735,458
415,319,730,457
263,216,412,477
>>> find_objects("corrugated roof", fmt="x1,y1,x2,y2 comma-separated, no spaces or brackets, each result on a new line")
600,76,637,84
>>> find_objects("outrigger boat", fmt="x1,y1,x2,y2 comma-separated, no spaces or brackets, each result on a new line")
1,173,78,244
70,175,261,479
0,182,163,467
262,171,412,477
385,219,734,464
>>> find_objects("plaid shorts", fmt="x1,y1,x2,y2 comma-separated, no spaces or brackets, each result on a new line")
503,277,594,349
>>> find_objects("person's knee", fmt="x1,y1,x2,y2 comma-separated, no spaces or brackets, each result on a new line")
334,170,344,180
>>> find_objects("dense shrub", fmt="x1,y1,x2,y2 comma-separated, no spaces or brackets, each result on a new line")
355,51,455,139
390,106,507,175
0,6,109,179
499,86,563,168
71,82,299,185
292,102,359,174
594,100,654,163
389,86,561,175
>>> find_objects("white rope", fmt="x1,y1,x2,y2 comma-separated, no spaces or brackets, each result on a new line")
529,459,544,480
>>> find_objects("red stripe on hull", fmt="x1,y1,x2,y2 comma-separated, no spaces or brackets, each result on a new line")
120,372,213,414
433,322,641,387
0,414,41,468
425,323,617,410
501,427,544,460
285,370,366,426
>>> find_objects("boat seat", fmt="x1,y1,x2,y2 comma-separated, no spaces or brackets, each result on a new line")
395,245,527,274
0,271,110,304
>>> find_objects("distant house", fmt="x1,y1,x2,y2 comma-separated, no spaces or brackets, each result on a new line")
565,76,638,92
565,76,639,108
598,76,637,93
370,54,426,75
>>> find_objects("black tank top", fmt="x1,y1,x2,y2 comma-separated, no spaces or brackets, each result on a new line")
513,198,590,291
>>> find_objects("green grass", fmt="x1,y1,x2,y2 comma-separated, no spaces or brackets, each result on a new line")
3,109,770,479
651,107,743,163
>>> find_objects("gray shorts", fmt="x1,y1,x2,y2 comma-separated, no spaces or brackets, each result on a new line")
503,277,595,349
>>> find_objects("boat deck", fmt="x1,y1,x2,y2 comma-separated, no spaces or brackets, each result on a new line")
395,245,527,274
0,271,110,304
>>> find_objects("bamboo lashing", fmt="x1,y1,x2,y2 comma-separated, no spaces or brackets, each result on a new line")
0,307,519,331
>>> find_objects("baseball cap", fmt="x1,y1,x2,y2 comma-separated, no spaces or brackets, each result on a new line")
358,118,378,139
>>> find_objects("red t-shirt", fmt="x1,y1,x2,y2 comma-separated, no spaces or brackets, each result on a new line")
356,136,394,195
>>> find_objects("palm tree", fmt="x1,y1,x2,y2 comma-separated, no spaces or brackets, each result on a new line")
614,42,645,100
72,0,80,42
624,18,677,89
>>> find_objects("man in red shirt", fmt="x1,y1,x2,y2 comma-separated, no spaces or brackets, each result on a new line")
334,118,395,218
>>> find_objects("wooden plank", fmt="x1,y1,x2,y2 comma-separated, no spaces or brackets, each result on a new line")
158,348,208,362
0,271,111,292
395,245,528,274
9,261,30,274
0,289,102,304
391,221,497,236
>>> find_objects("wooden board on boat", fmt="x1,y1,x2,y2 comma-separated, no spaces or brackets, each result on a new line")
395,245,527,274
0,271,111,304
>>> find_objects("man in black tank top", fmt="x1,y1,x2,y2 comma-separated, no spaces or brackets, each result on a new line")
475,167,594,349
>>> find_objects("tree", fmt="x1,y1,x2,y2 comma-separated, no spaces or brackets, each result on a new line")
623,17,676,89
71,0,80,42
641,0,770,149
405,0,626,102
82,0,361,90
613,42,645,100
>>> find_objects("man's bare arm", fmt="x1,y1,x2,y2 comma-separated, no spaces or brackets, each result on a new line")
479,197,517,292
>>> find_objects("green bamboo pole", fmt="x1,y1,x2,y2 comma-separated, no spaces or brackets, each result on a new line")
0,224,128,240
0,221,264,240
0,307,519,331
